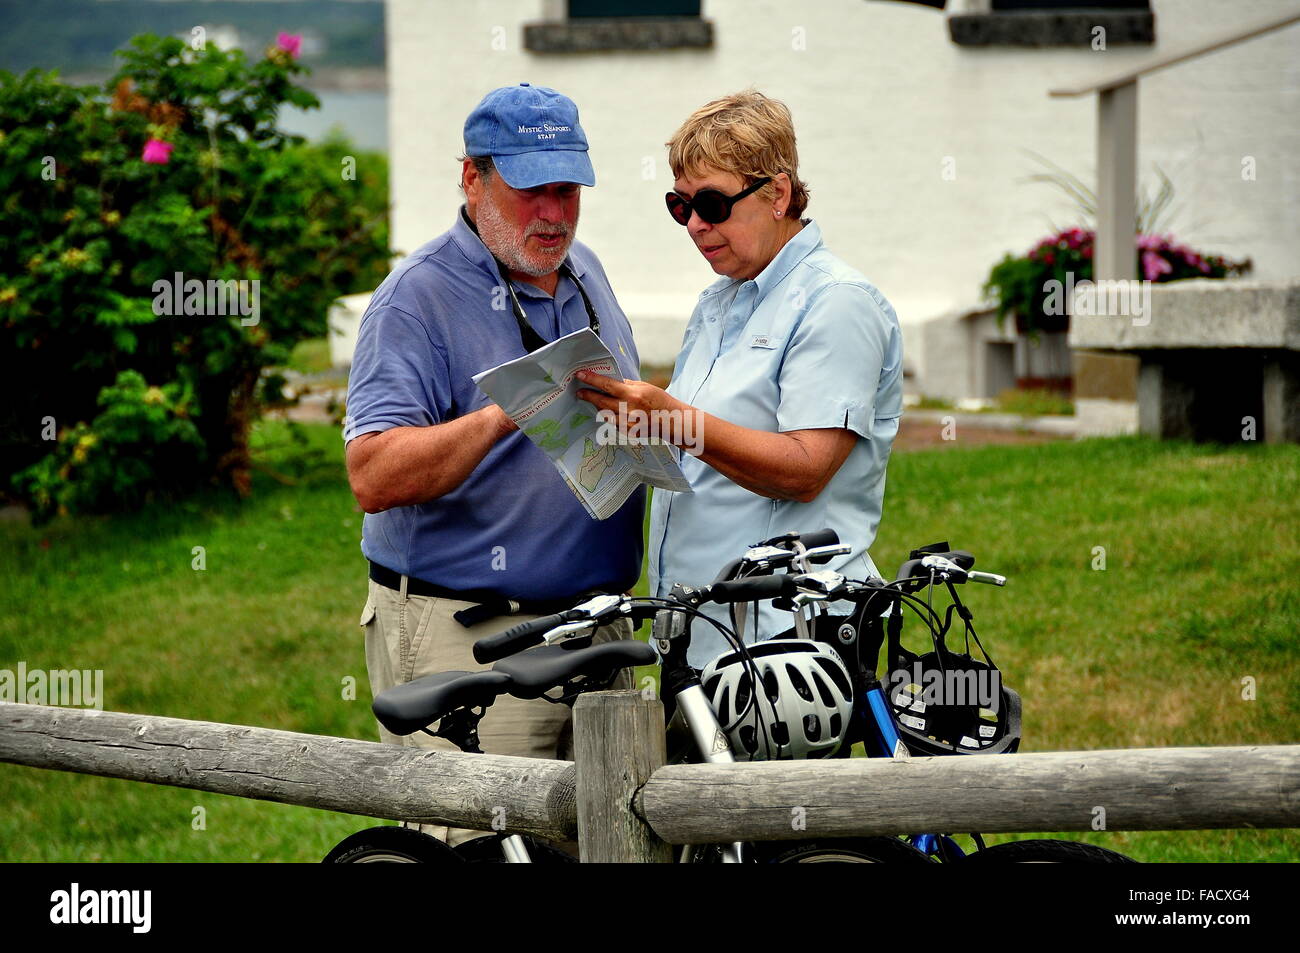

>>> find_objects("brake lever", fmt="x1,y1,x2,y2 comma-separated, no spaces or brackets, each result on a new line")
920,554,968,583
571,593,628,618
796,569,848,597
800,543,852,562
540,594,630,646
541,620,598,645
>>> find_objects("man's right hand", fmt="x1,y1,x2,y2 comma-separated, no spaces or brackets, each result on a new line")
347,404,517,513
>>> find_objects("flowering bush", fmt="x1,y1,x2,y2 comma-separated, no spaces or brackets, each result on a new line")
0,33,390,521
983,228,1249,335
15,371,204,517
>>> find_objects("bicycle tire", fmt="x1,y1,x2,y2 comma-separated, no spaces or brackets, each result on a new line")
961,839,1137,864
453,834,577,863
685,837,931,864
322,826,464,864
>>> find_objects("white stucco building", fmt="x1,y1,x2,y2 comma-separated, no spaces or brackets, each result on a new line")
376,0,1298,384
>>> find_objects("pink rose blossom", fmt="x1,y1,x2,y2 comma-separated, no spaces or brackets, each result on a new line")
276,32,302,59
141,139,174,165
1142,250,1172,281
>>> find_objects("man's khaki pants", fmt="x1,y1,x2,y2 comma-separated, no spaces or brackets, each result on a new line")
360,576,635,853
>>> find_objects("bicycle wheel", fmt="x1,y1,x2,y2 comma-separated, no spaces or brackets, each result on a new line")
322,826,464,863
453,834,577,863
961,839,1137,864
756,837,934,864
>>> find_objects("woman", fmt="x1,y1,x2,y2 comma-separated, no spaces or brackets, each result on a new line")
577,90,903,666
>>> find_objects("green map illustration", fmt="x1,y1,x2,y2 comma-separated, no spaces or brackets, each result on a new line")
577,437,616,492
525,411,593,453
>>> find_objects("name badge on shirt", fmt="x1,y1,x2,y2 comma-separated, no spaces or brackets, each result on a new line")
750,334,779,349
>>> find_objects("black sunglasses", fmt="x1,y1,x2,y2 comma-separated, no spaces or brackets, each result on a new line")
665,177,772,226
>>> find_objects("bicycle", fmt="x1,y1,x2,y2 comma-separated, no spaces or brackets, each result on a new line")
322,634,654,864
325,528,1135,863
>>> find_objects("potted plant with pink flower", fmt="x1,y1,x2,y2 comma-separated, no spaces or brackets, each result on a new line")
984,155,1253,336
983,228,1250,336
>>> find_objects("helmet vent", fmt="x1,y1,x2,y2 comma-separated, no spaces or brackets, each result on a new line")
786,666,814,702
735,676,750,712
814,655,853,699
811,672,836,707
803,713,821,742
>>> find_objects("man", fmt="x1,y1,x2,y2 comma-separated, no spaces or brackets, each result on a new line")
344,83,644,848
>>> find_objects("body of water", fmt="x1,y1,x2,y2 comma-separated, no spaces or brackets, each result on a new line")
281,89,388,153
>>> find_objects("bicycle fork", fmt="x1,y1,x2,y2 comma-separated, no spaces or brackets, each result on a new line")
673,683,746,864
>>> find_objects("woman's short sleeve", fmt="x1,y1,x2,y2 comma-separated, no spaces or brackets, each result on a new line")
775,281,902,438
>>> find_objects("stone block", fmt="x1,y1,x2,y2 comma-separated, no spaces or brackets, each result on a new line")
1071,279,1300,351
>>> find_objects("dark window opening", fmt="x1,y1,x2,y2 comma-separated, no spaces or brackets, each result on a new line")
525,1,711,53
569,0,701,17
950,1,1155,47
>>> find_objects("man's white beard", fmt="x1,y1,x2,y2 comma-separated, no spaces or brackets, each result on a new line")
476,187,577,278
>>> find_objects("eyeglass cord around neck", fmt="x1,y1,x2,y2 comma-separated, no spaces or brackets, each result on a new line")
462,206,600,353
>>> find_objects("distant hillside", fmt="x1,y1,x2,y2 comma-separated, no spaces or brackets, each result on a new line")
0,0,385,76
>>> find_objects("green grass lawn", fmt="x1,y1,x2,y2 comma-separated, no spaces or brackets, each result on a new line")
1,423,1296,861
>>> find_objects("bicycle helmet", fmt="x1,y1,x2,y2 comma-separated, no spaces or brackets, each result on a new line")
700,640,855,761
885,645,1022,756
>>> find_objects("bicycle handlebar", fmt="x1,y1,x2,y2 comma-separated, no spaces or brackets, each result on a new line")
794,528,840,551
473,529,1005,662
706,574,799,604
757,527,840,551
473,609,588,663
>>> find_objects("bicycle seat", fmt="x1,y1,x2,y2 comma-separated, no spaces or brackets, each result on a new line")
372,670,515,736
492,641,657,699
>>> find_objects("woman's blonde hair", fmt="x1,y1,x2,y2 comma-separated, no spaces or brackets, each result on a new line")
666,89,809,218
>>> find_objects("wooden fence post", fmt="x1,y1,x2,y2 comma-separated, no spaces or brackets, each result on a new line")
573,690,670,863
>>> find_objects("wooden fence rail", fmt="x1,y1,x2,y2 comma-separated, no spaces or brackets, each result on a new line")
3,695,1298,862
0,701,579,842
638,745,1300,843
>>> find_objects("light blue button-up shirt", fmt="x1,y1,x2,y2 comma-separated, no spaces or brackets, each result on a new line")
647,219,903,667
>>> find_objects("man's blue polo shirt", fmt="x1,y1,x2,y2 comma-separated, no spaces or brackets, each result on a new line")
345,207,645,600
647,220,903,666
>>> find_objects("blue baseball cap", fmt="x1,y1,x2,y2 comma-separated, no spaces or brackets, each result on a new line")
463,83,596,189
